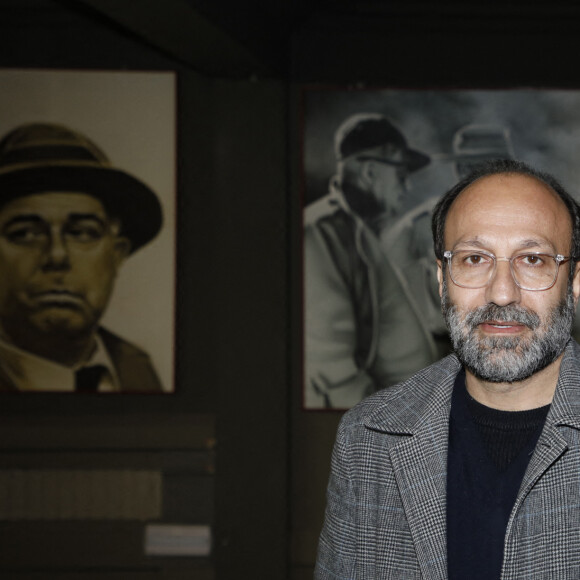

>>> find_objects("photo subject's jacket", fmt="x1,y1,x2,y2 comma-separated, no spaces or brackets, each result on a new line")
304,182,437,409
315,340,580,579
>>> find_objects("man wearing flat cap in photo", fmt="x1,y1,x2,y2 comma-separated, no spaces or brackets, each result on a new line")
0,122,163,392
304,112,440,409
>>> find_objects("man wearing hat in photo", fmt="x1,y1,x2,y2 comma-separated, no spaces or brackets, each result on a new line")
304,112,439,409
451,123,515,180
0,122,163,392
378,124,519,365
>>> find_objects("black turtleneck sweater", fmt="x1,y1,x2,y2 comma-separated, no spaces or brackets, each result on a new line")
447,370,550,580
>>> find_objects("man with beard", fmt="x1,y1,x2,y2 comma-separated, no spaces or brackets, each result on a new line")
304,112,438,409
316,159,580,579
0,122,164,393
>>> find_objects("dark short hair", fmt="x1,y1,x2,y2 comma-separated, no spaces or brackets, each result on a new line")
431,158,580,261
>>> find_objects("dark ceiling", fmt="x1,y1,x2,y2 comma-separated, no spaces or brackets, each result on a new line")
50,1,580,81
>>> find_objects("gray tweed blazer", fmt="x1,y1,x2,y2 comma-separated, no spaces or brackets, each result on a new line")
315,340,580,579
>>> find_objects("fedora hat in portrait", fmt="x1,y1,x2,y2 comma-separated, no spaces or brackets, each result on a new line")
334,112,430,172
0,122,163,253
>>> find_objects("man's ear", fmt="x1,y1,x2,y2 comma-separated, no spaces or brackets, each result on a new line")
437,260,444,298
358,159,375,189
573,261,580,307
113,236,132,268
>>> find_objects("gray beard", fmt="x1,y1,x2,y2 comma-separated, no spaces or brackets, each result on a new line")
442,279,575,383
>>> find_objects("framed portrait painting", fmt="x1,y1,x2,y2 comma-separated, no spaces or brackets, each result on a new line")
0,68,175,393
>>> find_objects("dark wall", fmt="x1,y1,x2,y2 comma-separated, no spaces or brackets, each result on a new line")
4,2,580,579
211,78,288,577
0,1,289,579
291,6,580,87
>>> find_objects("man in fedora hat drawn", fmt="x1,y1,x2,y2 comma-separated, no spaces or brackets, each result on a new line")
304,113,440,409
0,122,163,392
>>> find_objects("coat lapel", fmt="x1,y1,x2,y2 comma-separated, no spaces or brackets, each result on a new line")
364,356,460,580
510,340,580,526
515,423,567,504
388,406,450,579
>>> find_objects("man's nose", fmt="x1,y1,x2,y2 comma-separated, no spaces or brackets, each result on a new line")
484,259,520,306
41,234,71,270
397,174,410,194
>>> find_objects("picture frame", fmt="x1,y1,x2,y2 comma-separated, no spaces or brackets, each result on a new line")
0,68,176,393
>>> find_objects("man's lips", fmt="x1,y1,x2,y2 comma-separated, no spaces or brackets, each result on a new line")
31,290,84,307
478,320,527,334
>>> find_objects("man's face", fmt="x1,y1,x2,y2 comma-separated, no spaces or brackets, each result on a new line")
437,173,580,382
367,160,408,215
0,192,130,347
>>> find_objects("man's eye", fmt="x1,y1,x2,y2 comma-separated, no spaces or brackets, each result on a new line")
3,226,47,244
463,254,489,266
65,223,105,242
520,254,545,267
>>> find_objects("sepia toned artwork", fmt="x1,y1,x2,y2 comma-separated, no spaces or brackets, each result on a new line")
302,87,580,409
0,69,175,393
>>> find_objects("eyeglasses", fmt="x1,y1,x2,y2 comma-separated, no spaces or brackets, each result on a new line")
443,250,572,291
356,156,409,182
356,155,407,167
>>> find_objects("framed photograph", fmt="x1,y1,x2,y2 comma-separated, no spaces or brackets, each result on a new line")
302,86,580,410
0,69,175,393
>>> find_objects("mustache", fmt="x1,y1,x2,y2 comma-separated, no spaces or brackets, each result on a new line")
464,303,541,331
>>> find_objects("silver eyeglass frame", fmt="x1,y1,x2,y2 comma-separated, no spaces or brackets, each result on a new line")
442,249,571,291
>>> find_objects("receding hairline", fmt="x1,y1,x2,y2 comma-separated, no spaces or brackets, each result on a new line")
448,170,571,220
444,171,574,251
432,159,580,263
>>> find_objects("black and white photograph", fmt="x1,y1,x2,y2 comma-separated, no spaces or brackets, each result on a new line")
0,69,175,393
302,87,580,410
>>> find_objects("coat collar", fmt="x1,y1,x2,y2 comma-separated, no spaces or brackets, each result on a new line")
547,340,580,431
362,353,461,435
